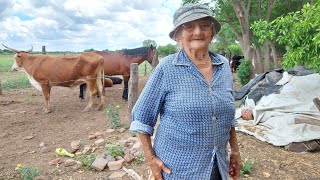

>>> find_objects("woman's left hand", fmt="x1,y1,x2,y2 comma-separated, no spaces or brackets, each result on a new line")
229,151,242,180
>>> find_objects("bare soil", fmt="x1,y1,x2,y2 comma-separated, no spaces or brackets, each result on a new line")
0,75,319,180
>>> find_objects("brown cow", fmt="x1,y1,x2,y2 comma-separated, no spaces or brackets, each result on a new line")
2,44,105,113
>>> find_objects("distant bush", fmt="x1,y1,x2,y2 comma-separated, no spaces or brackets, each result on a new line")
236,59,251,86
2,76,31,90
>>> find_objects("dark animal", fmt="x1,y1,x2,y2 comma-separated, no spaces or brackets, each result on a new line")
79,45,159,101
79,76,123,99
3,44,105,113
231,55,244,73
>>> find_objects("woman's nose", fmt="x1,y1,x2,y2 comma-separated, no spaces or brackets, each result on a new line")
193,24,202,34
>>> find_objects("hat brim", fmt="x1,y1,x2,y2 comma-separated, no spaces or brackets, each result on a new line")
169,15,221,40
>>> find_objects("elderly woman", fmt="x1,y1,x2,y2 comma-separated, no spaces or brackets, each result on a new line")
130,3,242,180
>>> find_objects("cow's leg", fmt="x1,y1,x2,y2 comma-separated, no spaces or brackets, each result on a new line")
41,84,52,113
96,75,105,111
83,79,98,112
122,75,130,101
79,83,86,100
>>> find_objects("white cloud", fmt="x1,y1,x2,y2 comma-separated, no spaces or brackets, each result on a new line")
0,0,181,52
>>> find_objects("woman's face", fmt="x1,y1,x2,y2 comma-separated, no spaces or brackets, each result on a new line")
175,18,214,51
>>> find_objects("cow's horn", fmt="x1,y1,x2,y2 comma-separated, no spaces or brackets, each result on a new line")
25,45,33,53
2,44,19,53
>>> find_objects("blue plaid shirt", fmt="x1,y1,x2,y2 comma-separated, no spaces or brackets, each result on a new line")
130,50,237,180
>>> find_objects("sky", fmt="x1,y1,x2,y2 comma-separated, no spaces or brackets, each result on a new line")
0,0,183,52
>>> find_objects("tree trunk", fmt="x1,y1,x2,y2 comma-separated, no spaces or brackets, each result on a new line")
263,42,271,72
254,47,264,74
268,40,280,68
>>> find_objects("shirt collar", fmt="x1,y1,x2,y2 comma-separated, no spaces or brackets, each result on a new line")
172,49,225,66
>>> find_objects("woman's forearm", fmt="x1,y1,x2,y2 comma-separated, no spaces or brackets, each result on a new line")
229,127,240,152
138,133,155,161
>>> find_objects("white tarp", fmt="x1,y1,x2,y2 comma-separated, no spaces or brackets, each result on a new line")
236,73,320,146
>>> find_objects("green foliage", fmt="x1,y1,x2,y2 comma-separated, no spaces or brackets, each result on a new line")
0,54,14,72
142,39,157,47
105,144,124,158
157,44,177,57
252,2,320,70
2,76,31,90
75,153,96,169
227,43,242,55
83,48,95,52
240,160,255,175
251,20,276,45
272,2,320,70
16,166,41,180
132,154,145,165
236,59,251,86
105,104,121,128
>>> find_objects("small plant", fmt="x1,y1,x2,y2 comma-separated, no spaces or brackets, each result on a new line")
132,154,145,165
16,164,41,180
2,76,31,90
240,160,255,175
236,59,251,86
105,144,124,158
75,153,96,169
105,104,121,128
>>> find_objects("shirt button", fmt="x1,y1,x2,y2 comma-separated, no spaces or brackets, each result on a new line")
215,145,219,151
208,87,213,93
212,115,217,121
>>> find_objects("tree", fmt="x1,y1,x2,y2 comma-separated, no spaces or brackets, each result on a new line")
253,2,320,70
142,39,157,47
214,0,316,75
157,44,177,57
83,48,95,52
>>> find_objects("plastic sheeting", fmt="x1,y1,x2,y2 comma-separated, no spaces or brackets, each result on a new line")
236,73,320,146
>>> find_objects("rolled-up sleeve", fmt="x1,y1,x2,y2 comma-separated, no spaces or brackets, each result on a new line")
231,118,239,127
130,64,165,136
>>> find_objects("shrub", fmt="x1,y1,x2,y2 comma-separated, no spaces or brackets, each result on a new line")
75,153,96,169
2,76,31,90
105,144,124,158
240,160,255,175
236,59,251,86
16,165,41,180
105,104,121,128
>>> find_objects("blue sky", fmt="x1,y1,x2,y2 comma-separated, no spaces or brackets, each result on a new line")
0,0,182,52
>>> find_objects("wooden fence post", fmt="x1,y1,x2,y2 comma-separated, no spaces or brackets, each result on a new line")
0,79,2,95
42,46,46,54
128,63,139,113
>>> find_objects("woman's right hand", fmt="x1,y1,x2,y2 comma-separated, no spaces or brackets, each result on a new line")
147,155,171,180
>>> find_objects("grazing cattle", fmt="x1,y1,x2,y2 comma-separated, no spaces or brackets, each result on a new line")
2,44,105,113
230,55,244,73
79,76,123,99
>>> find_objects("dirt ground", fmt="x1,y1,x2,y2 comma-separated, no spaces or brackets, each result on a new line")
0,75,319,180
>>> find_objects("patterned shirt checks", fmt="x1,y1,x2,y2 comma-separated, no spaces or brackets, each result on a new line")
130,50,238,180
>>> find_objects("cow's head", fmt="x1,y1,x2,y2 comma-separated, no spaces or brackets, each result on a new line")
2,44,33,71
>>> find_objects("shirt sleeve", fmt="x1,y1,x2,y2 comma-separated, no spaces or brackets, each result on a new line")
130,64,165,136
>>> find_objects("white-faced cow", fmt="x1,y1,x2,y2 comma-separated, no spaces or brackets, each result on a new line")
2,44,105,113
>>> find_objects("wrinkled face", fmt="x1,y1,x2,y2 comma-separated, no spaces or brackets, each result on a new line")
175,17,214,51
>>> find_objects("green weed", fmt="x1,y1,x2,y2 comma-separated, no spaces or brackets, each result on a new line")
105,104,121,128
105,144,124,158
2,75,31,90
240,160,255,175
132,154,145,165
16,165,41,180
75,153,96,169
